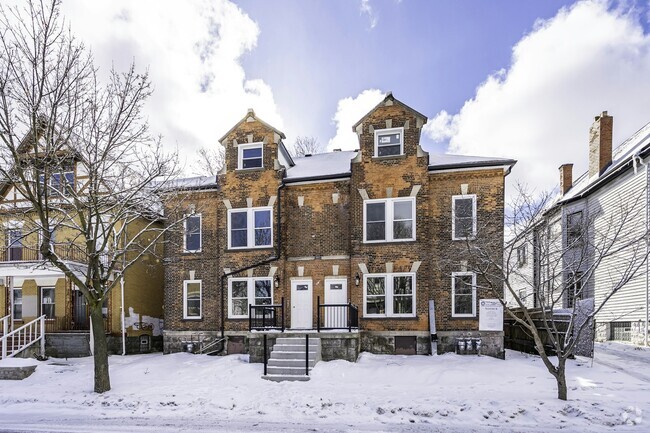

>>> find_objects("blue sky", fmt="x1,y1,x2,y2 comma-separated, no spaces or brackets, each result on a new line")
59,0,650,192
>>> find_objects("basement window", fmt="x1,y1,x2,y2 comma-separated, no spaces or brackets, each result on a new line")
374,127,404,157
238,143,263,169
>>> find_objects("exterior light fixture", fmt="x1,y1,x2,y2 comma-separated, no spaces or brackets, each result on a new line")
274,275,280,288
355,272,360,287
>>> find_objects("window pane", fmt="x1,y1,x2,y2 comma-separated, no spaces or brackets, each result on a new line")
243,147,262,158
232,281,248,298
231,212,247,229
185,282,201,317
455,198,473,218
42,288,55,302
13,289,22,320
232,299,248,316
185,216,201,251
393,296,413,314
394,201,412,219
366,297,385,314
393,276,412,295
42,304,54,319
255,280,272,298
254,210,271,228
377,145,401,157
254,228,272,246
366,277,385,295
242,158,262,169
393,220,413,240
455,295,472,315
455,218,473,239
366,203,385,222
231,229,247,247
366,222,385,241
455,276,473,295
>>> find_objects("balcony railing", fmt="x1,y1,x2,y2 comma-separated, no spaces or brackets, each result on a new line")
0,243,90,264
44,315,110,333
316,296,359,332
249,298,285,331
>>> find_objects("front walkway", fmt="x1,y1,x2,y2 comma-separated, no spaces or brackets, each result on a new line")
593,341,650,383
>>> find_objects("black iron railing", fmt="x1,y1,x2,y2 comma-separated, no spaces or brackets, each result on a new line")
44,316,110,333
316,296,359,332
249,298,285,331
0,243,88,263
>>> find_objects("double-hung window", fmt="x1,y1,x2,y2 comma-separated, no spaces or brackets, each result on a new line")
374,127,404,157
517,244,527,267
566,211,583,245
12,287,22,320
452,195,477,240
364,198,415,242
41,287,55,319
228,207,272,249
228,277,273,318
238,143,263,169
39,170,74,196
184,214,202,252
451,272,476,317
183,280,202,319
364,273,415,318
567,271,583,308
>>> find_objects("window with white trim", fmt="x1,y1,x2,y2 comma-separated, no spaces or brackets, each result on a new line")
228,277,273,318
374,127,404,157
41,286,55,319
364,273,415,317
451,272,476,317
184,214,202,252
567,271,583,308
566,211,583,245
452,195,476,240
364,197,415,242
238,143,263,169
12,287,22,320
38,170,74,196
183,280,202,319
228,207,272,249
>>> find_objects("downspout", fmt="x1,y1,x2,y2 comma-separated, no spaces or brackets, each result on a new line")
219,179,286,349
120,274,126,355
633,152,649,347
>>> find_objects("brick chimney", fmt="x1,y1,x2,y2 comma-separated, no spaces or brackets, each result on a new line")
559,163,573,195
588,111,613,178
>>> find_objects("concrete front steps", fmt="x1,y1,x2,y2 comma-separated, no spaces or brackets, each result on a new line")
262,336,321,382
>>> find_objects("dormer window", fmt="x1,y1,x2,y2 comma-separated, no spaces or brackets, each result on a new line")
238,143,263,169
374,127,403,157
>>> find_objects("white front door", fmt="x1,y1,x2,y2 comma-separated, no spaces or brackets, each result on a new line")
324,279,348,328
291,279,313,329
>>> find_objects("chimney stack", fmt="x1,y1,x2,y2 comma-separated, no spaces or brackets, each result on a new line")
588,111,613,178
559,163,573,195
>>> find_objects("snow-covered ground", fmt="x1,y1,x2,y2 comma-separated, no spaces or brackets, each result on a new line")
0,346,648,433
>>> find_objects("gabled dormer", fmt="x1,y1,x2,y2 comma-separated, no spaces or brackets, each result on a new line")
351,92,428,162
218,109,293,175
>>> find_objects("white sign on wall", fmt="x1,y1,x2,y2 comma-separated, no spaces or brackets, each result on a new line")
479,299,503,331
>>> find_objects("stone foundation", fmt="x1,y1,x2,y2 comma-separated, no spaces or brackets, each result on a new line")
163,330,223,354
360,331,430,355
45,333,91,358
436,331,504,359
595,320,649,346
106,335,163,355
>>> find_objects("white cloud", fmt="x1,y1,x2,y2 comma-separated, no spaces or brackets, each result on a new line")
360,0,378,29
61,0,283,173
327,89,385,151
424,0,650,195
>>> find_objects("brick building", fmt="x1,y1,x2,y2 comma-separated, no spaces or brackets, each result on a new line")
162,93,515,359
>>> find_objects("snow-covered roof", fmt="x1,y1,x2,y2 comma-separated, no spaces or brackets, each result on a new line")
557,120,650,204
285,151,357,182
163,175,218,191
428,153,517,171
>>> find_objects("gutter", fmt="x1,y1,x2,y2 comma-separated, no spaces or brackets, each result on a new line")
218,179,286,351
427,159,517,172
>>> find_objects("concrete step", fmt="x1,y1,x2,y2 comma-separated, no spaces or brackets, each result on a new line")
273,344,321,352
262,374,310,382
275,337,320,345
268,358,318,368
266,365,313,375
269,351,320,360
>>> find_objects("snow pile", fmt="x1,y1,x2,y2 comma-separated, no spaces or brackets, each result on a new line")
0,349,648,432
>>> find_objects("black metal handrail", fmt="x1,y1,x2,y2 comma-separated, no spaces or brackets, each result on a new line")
249,298,285,331
316,296,359,332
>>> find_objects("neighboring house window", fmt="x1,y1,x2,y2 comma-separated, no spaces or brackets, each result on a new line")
238,143,263,169
567,271,583,308
183,280,202,319
374,127,404,157
6,229,23,261
363,273,416,317
451,272,476,317
452,195,477,240
363,198,415,242
41,287,55,319
39,171,74,196
228,207,272,249
517,244,527,267
184,214,202,252
566,211,583,245
518,288,526,302
228,277,273,318
12,287,22,320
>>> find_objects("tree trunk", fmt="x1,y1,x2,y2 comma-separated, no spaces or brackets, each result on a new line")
89,304,111,393
556,358,568,401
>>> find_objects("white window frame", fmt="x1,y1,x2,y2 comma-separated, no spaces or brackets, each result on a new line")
451,272,477,318
183,280,202,320
374,127,404,157
237,142,264,170
183,213,202,253
363,197,416,243
228,277,274,319
363,272,416,318
40,286,55,319
451,194,477,240
12,286,22,320
227,207,273,249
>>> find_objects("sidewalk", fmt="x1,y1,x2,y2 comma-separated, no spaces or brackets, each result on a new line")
593,341,650,383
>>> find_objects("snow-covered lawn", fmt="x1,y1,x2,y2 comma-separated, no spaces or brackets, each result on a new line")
0,348,648,432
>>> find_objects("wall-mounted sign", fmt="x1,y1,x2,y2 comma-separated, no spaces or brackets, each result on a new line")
479,299,503,331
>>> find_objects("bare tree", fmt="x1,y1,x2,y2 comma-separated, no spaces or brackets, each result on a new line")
291,136,322,157
0,0,179,392
460,185,649,400
192,144,224,175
